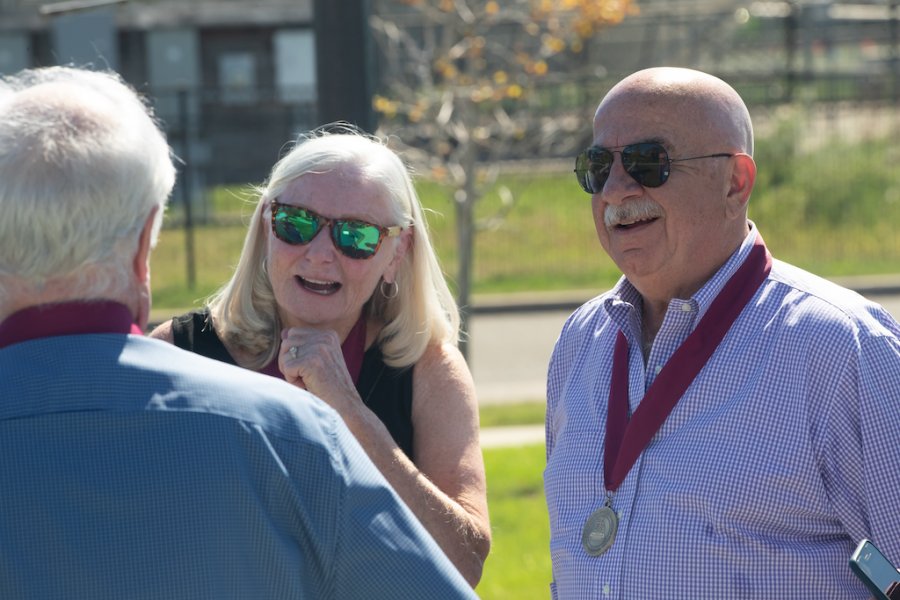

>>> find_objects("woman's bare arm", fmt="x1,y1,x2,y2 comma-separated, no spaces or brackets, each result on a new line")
148,320,175,343
404,342,491,586
278,332,491,587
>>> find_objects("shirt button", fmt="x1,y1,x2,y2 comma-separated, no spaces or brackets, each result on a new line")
681,303,692,311
603,584,611,596
617,510,624,519
655,365,662,374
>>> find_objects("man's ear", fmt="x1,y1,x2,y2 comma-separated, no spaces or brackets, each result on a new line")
724,153,756,221
133,206,159,284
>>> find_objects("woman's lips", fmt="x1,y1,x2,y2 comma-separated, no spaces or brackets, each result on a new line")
296,276,342,295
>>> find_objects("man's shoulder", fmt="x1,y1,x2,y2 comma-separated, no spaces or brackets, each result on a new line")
554,290,619,347
767,260,900,338
770,259,865,303
564,292,615,332
550,292,617,370
0,333,339,446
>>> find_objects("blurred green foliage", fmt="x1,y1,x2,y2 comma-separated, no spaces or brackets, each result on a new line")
751,116,900,275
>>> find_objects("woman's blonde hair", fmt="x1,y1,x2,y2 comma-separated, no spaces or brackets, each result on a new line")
207,125,459,370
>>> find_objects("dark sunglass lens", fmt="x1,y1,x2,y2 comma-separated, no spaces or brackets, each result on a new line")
624,144,668,188
275,207,318,244
334,221,381,259
591,149,612,193
574,150,593,193
575,148,612,193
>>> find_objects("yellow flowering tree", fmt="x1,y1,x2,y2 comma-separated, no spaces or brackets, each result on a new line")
371,0,638,357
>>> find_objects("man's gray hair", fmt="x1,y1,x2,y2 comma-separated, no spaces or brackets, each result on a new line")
0,66,175,300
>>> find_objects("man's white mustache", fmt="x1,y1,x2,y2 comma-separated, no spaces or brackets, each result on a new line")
604,198,665,228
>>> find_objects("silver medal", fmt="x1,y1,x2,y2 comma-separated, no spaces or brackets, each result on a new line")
581,503,618,556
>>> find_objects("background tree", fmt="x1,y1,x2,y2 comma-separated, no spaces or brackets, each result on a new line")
370,0,638,359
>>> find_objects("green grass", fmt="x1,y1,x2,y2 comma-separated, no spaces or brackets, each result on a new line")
479,443,551,600
151,224,248,309
414,175,624,295
479,401,546,428
477,405,549,598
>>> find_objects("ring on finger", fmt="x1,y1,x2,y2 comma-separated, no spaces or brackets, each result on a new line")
289,346,298,360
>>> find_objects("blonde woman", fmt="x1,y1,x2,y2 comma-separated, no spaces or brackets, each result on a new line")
150,127,490,586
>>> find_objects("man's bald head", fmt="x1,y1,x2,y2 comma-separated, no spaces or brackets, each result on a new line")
586,67,757,308
595,68,754,157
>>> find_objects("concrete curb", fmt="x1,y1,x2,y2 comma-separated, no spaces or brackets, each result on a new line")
466,274,900,315
480,424,545,449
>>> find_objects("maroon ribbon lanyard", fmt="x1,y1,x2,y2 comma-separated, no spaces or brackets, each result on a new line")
604,235,772,492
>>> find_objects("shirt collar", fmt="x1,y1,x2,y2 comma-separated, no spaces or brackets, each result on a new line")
692,222,760,323
0,301,143,351
604,222,761,331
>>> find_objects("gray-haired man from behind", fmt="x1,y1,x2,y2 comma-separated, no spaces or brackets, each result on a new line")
0,66,479,599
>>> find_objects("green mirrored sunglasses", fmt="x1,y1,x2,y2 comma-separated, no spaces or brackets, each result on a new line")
271,201,401,260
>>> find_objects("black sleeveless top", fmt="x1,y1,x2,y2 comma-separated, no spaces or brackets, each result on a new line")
170,309,416,461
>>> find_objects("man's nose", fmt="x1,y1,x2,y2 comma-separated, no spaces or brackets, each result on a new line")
597,152,642,205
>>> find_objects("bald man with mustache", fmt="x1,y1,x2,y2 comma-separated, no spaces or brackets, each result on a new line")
544,67,900,599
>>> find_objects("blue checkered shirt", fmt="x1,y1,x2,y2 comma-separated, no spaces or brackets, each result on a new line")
545,227,900,599
0,334,477,599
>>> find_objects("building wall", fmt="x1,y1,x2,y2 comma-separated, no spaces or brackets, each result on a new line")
0,1,317,187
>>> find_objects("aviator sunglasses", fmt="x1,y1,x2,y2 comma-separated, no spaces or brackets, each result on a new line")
574,143,733,193
270,201,401,260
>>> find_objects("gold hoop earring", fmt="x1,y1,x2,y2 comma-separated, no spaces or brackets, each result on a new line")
381,279,399,299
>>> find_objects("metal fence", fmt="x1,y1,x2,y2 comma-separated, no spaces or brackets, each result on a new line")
150,85,317,228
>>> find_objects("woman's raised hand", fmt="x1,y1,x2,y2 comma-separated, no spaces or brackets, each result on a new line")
278,326,361,413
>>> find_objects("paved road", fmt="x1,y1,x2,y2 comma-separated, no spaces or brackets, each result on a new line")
468,310,569,405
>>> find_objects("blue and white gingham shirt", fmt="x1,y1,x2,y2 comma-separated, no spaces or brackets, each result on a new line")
545,226,900,600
